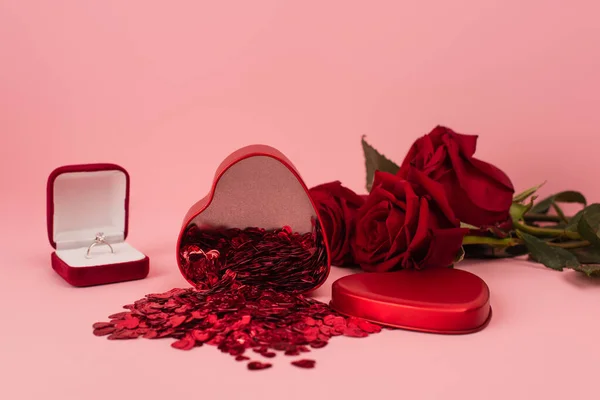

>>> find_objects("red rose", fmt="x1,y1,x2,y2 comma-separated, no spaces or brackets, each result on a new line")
309,181,365,266
398,126,514,227
351,169,467,272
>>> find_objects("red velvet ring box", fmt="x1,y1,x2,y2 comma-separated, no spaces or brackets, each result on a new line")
47,164,149,287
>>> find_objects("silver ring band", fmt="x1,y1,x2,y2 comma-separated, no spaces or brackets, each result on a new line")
85,232,114,258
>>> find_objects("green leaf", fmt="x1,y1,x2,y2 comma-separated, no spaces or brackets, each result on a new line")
564,246,600,277
566,209,585,232
510,203,529,222
569,264,600,277
454,246,466,264
361,136,400,192
513,181,546,203
569,245,600,264
530,191,587,214
517,231,580,271
510,197,535,222
576,204,600,247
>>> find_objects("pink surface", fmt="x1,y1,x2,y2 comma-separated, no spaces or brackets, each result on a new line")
1,1,599,399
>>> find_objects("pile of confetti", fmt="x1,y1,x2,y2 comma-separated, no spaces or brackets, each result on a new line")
93,224,382,370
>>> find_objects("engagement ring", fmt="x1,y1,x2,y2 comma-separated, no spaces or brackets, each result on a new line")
85,232,114,258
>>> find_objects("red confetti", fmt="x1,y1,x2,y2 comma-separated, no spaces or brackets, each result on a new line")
343,326,369,338
93,224,383,371
355,318,382,334
107,330,139,340
179,224,328,292
192,330,211,342
115,315,139,330
108,312,129,319
93,326,115,336
92,322,113,329
169,315,186,328
310,340,327,349
247,361,272,370
143,330,158,339
171,335,196,351
291,359,316,369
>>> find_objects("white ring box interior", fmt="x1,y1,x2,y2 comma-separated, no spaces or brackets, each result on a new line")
52,169,145,267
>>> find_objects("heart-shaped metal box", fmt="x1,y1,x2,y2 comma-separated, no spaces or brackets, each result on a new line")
330,268,492,334
175,145,331,293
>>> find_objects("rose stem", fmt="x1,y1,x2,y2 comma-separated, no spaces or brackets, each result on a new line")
513,221,581,240
545,240,590,249
461,236,521,247
552,203,569,223
462,235,590,250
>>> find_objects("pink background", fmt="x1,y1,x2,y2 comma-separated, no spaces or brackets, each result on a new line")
1,1,599,399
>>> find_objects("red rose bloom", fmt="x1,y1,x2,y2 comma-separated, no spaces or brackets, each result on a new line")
309,181,365,266
398,126,514,227
351,169,467,272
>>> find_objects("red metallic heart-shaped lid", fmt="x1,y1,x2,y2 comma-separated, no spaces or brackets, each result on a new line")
330,268,492,334
176,144,331,293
